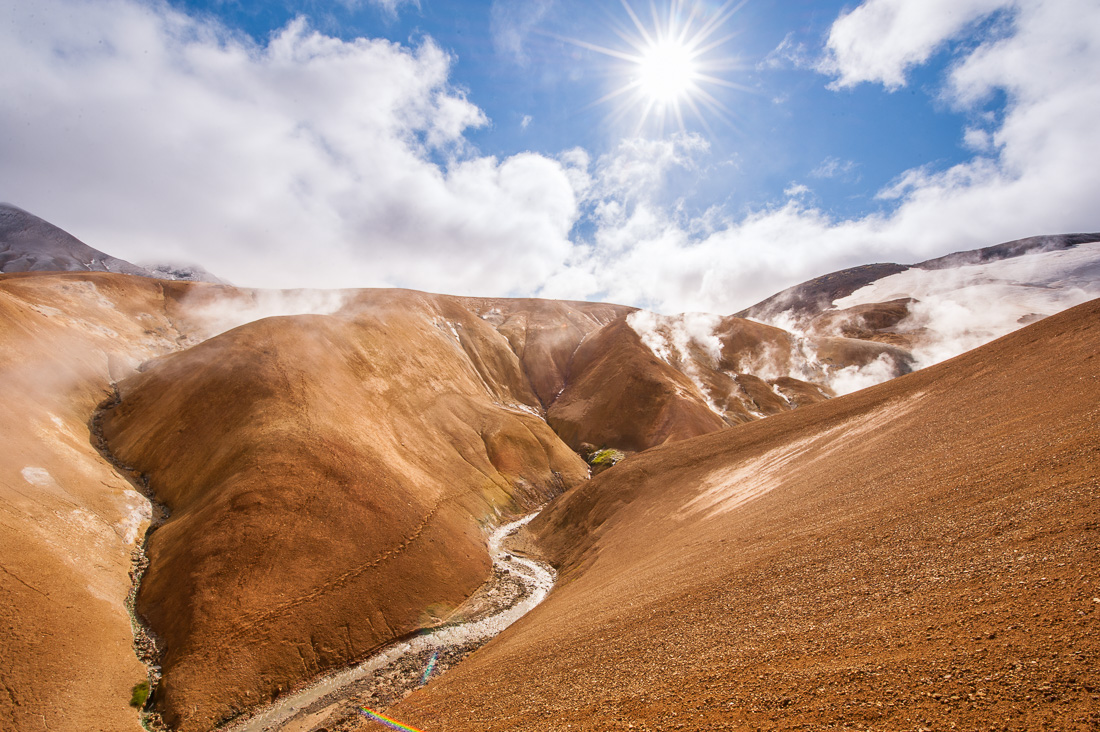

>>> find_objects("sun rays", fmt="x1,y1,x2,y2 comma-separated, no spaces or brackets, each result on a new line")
562,0,750,136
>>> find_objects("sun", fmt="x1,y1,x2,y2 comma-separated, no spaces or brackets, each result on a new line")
636,39,698,104
560,0,748,135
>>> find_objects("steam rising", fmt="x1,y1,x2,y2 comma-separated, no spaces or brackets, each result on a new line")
627,310,726,411
834,242,1100,369
186,288,356,339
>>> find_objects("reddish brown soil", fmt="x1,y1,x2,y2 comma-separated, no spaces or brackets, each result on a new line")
0,272,205,732
548,317,727,451
100,292,591,731
809,298,917,348
455,296,634,408
386,298,1100,732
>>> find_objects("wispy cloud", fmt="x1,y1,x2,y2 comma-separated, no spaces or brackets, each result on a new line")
490,0,555,65
810,157,858,180
758,32,814,71
356,0,421,19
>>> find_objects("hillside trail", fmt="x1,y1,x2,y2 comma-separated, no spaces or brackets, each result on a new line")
218,511,554,732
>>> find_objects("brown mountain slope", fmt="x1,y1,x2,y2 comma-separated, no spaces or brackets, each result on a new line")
456,297,634,408
547,312,904,454
0,272,204,732
547,317,728,451
99,292,590,731
387,298,1100,732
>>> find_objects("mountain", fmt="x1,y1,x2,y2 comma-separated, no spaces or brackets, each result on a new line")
388,297,1100,732
0,203,222,283
0,215,1097,732
737,232,1100,322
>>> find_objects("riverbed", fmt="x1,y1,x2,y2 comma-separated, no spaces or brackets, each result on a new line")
218,511,554,732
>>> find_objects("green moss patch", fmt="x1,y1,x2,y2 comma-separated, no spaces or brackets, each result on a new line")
129,680,149,709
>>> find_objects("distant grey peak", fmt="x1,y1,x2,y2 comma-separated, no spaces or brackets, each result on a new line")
915,233,1100,271
0,202,154,277
0,203,222,284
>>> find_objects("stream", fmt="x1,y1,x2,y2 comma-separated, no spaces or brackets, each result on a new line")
219,510,555,732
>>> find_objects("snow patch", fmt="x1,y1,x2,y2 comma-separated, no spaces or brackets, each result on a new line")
834,242,1100,369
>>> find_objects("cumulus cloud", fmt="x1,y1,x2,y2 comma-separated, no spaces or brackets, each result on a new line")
820,0,1013,89
540,0,1100,314
1,0,1097,321
0,0,577,294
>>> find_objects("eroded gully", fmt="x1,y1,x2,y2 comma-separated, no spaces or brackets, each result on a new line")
218,511,555,732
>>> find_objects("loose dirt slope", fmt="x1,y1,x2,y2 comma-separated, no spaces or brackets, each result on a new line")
0,272,202,732
100,290,590,731
388,298,1100,732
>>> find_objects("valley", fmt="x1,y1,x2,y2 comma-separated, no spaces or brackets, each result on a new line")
0,208,1097,732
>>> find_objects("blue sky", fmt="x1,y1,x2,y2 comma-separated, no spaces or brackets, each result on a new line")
167,0,977,220
1,0,1097,312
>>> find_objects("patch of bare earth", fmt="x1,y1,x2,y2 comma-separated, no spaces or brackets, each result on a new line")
382,299,1100,732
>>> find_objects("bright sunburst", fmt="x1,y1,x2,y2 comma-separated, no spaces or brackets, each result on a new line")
563,0,748,135
637,39,697,103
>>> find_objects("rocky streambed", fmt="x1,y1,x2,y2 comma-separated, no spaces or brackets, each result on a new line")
219,511,555,732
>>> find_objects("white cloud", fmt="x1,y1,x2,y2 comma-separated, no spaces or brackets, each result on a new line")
0,0,1097,321
0,0,578,294
352,0,421,18
758,32,814,71
521,114,533,129
820,0,1014,90
538,0,1100,314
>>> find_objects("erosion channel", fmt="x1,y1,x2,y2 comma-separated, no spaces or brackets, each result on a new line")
217,511,555,732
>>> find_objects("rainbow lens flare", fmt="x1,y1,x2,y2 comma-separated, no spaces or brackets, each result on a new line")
358,706,427,732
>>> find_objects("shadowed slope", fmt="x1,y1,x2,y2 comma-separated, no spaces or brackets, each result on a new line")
100,295,589,731
456,297,634,408
389,298,1100,732
547,317,728,451
0,203,223,282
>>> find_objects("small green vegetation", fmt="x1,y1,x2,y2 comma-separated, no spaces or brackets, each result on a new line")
129,680,149,709
588,448,625,468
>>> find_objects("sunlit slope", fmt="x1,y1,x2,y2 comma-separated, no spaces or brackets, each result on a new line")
100,291,590,731
739,234,1100,375
390,298,1100,732
0,272,201,732
547,313,900,452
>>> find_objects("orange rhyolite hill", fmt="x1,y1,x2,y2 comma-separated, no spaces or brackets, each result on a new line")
1,208,1097,732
